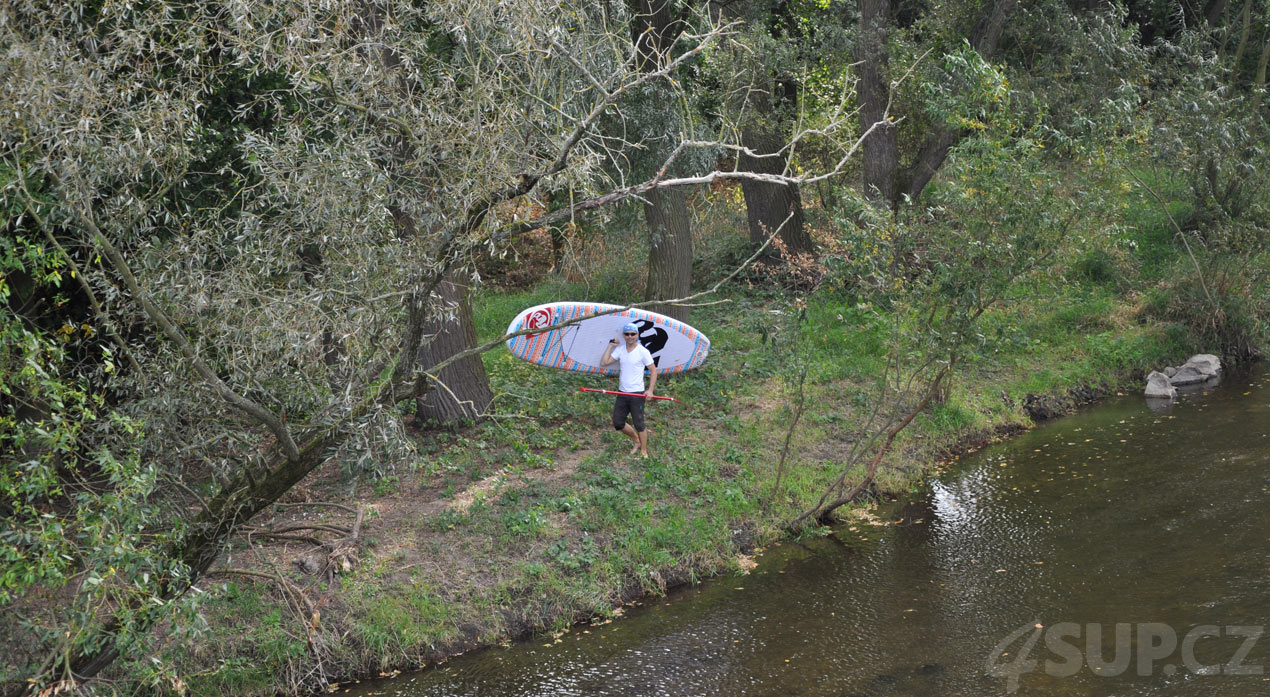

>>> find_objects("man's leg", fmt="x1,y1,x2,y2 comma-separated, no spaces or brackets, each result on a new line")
631,397,648,457
622,424,641,454
614,397,641,453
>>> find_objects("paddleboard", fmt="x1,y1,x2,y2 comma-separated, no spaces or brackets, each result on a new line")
505,302,710,375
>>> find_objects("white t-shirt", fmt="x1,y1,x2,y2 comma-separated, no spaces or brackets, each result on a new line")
610,344,654,393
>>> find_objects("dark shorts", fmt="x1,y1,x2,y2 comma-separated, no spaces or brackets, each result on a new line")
612,394,646,432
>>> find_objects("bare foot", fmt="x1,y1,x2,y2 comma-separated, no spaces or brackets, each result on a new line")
640,450,649,459
629,444,640,455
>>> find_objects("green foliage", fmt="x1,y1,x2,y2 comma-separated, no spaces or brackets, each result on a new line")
922,42,1011,133
500,507,550,538
546,537,598,572
352,584,455,654
1142,253,1270,360
2,1,1269,693
1001,4,1149,153
1,235,194,686
1147,30,1270,227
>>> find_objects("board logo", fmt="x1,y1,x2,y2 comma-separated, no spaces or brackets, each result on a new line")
525,308,552,334
634,319,668,367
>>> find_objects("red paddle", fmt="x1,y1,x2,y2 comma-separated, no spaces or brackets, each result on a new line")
579,387,682,403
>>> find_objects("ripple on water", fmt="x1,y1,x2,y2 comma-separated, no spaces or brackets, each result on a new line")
349,367,1270,697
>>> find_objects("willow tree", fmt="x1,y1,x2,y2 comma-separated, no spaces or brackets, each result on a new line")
855,0,1021,209
0,1,747,692
625,0,700,322
712,0,853,258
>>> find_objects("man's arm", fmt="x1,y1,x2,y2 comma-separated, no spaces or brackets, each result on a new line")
644,360,657,398
600,338,618,366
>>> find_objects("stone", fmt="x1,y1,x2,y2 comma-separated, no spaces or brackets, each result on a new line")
1183,353,1221,378
1168,365,1210,386
1145,371,1177,399
1163,366,1177,377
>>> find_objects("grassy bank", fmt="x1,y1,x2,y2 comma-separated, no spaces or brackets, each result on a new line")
154,177,1268,696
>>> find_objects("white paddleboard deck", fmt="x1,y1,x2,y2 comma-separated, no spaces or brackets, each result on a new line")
506,302,710,375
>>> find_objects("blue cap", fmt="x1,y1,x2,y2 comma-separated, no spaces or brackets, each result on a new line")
622,322,639,333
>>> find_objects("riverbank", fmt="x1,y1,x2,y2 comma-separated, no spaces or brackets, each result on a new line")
339,362,1270,697
164,273,1245,695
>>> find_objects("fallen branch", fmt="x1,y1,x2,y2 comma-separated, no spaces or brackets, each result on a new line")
270,502,360,515
295,506,366,582
246,524,353,537
250,532,324,546
205,567,324,675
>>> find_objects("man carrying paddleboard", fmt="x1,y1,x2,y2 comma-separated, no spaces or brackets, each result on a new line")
600,322,658,458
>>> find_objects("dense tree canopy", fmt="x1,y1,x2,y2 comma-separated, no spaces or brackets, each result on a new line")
1,0,1267,693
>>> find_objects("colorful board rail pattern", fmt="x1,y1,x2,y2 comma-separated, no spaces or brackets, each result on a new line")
505,302,711,375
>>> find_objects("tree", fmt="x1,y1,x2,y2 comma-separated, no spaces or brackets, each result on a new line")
0,2,743,691
2,0,884,688
716,0,831,257
349,1,498,428
856,0,901,205
414,276,494,424
855,0,1019,209
628,0,700,322
793,117,1083,525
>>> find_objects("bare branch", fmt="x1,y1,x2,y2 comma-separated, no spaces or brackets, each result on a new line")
270,502,360,516
498,116,892,238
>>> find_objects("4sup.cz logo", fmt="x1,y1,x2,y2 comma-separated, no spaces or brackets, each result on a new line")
987,621,1264,692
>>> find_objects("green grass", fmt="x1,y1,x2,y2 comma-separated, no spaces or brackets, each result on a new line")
350,582,457,657
182,275,1218,695
182,275,1211,695
171,157,1269,696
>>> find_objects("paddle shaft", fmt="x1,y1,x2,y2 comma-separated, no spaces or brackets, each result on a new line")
579,387,681,403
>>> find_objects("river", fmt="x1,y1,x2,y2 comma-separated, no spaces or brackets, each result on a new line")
346,365,1269,696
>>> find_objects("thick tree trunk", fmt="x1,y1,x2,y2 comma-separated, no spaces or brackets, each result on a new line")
414,275,493,424
857,0,899,206
390,202,493,427
969,0,1017,55
900,0,1017,202
711,0,813,258
629,0,683,70
739,127,813,255
644,187,693,322
628,0,694,322
1204,0,1231,28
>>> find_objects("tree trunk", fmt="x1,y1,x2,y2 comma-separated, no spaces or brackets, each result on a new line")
628,0,684,70
1231,0,1253,69
968,0,1017,55
628,0,694,322
644,186,693,322
391,204,493,427
739,127,813,255
1204,0,1230,28
1253,38,1270,111
857,0,899,206
900,0,1017,202
710,0,814,258
414,275,493,424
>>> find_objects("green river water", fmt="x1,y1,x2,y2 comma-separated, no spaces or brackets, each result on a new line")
347,365,1269,696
